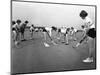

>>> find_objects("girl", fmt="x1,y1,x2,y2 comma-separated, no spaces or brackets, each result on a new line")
20,20,28,41
74,10,96,63
57,28,61,40
59,26,69,45
65,28,71,45
70,27,77,41
16,19,21,42
12,21,18,45
42,26,57,47
30,24,34,39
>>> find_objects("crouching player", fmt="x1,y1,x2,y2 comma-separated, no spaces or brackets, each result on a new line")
20,20,28,41
42,26,57,47
70,27,77,41
74,10,96,63
60,27,69,45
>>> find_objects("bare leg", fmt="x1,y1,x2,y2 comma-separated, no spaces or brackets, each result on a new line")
21,32,24,40
73,32,77,41
31,32,33,39
88,37,94,58
64,34,66,42
43,32,50,47
16,32,20,44
13,31,19,46
65,34,69,45
61,33,65,43
57,32,61,40
21,33,23,40
44,32,47,41
30,32,33,39
23,32,25,40
83,37,94,63
12,31,16,42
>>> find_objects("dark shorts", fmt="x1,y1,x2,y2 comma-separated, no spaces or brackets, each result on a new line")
86,28,96,38
58,29,61,33
20,30,25,34
52,27,57,31
42,28,47,32
30,29,34,32
12,28,16,31
66,31,68,34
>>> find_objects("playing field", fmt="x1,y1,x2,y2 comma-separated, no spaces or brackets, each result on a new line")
11,29,96,74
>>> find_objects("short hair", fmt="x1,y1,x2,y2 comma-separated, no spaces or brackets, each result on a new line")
67,28,70,31
71,27,74,30
81,25,85,29
52,26,57,31
31,24,34,27
12,21,16,25
80,10,88,18
16,19,21,24
25,20,29,24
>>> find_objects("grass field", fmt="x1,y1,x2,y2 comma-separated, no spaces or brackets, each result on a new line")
11,29,96,74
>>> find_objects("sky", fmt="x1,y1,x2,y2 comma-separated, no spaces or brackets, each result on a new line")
12,1,95,29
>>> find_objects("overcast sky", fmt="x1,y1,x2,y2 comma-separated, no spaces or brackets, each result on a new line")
12,1,95,29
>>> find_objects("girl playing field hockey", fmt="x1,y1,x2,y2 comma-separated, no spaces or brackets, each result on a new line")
60,27,66,43
20,20,29,41
74,10,96,63
51,26,58,39
65,28,71,45
70,27,77,41
42,26,57,47
30,24,34,39
12,21,17,45
60,26,69,45
56,28,61,40
16,19,21,42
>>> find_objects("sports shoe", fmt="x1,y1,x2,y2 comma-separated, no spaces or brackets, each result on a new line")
15,41,18,45
83,57,93,63
44,42,50,47
76,43,80,47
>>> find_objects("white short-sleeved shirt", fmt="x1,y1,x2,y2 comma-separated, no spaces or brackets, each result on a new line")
30,26,34,31
74,29,77,32
61,28,66,33
12,24,17,29
45,27,52,36
83,17,95,29
45,27,52,32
